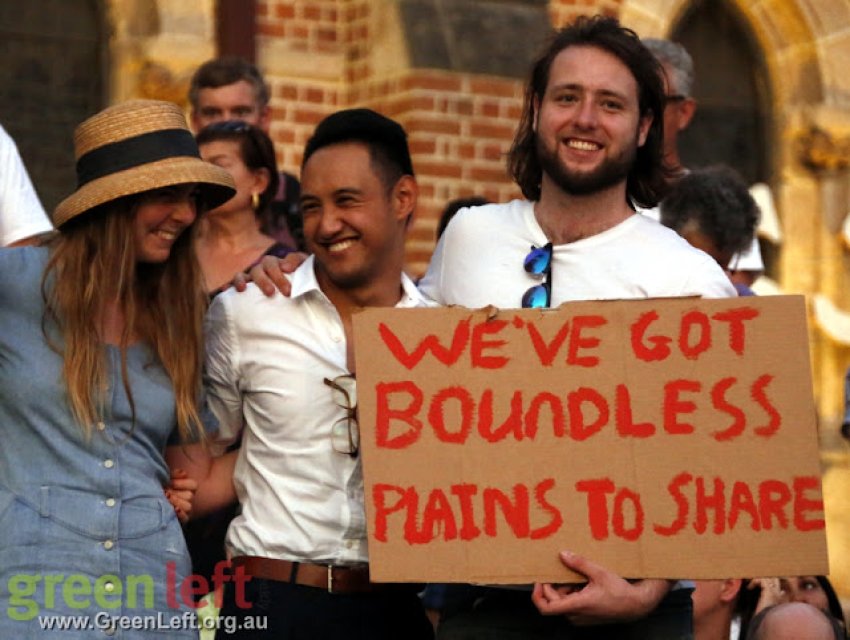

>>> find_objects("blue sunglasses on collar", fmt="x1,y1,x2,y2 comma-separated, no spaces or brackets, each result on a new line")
521,243,552,308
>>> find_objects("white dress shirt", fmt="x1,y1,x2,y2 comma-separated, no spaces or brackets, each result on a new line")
205,256,429,565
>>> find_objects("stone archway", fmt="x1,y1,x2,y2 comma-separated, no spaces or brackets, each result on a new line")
103,0,216,106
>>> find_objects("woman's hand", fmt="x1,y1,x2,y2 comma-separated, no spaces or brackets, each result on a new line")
747,577,789,615
164,468,198,524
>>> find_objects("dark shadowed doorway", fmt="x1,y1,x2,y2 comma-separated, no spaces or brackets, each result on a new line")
673,0,772,186
0,0,106,214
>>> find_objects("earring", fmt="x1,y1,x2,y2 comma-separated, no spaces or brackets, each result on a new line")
251,192,260,210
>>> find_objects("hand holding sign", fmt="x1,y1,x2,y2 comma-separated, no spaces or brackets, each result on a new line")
532,551,672,625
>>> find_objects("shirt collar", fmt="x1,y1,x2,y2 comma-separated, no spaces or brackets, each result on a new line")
398,271,430,308
289,254,430,309
289,254,322,299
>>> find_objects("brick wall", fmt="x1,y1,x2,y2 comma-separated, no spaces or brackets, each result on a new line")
257,1,604,275
360,70,523,270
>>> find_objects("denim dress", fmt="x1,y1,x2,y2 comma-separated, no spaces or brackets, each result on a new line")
0,247,212,638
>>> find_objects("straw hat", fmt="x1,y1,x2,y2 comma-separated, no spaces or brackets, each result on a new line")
54,100,236,227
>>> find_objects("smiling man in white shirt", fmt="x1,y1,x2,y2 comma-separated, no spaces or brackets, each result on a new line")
201,109,434,639
417,16,734,640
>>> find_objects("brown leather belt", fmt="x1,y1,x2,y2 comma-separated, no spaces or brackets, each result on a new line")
231,556,420,595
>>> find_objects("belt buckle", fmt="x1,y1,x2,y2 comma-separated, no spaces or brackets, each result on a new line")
327,564,334,593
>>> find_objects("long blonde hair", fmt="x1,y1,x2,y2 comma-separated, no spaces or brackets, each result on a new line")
42,194,208,442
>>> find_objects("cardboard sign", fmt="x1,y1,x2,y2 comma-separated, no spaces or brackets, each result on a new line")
352,296,829,584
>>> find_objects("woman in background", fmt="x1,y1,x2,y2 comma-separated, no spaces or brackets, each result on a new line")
195,121,293,297
659,165,760,297
738,576,847,638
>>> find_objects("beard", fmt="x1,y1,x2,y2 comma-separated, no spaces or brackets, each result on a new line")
536,134,638,195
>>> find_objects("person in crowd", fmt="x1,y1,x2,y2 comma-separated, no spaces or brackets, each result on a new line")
185,108,434,639
195,121,293,296
436,196,489,239
738,576,847,638
189,56,302,250
691,579,744,640
246,15,736,639
659,165,760,295
641,37,765,287
189,56,271,131
183,120,295,601
842,370,850,441
0,99,236,636
641,38,696,179
186,63,301,616
421,194,489,626
0,122,53,246
745,602,845,640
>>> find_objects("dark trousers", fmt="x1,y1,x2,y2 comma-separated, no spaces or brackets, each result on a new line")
214,577,434,640
436,586,693,640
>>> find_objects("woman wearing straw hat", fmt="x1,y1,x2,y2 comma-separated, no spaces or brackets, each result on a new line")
0,100,235,637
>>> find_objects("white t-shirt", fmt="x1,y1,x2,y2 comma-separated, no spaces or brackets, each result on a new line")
0,125,52,245
419,199,737,307
205,256,430,565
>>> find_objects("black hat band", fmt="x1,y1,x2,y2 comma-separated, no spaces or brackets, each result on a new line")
75,128,201,188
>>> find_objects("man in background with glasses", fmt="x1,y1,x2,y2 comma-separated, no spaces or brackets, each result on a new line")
640,38,766,291
640,38,696,181
416,15,735,640
197,108,434,639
